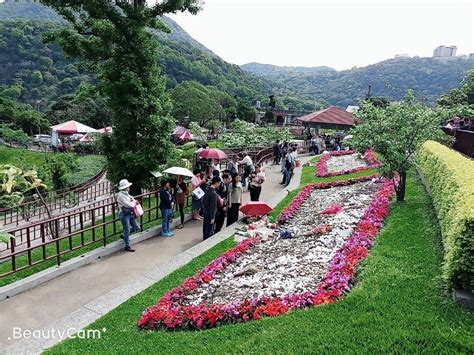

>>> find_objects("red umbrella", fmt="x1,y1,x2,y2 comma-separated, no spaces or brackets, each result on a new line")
239,201,273,216
198,148,228,160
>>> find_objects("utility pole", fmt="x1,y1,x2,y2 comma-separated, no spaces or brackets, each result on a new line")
366,85,372,99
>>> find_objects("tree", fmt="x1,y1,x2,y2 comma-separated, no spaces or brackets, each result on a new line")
438,69,474,107
40,0,201,194
352,90,443,202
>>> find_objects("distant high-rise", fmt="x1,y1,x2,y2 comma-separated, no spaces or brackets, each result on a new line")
433,45,457,58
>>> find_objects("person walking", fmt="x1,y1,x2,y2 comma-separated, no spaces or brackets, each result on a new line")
249,164,265,201
227,173,243,226
174,175,189,229
159,179,174,237
116,179,140,252
214,173,231,233
202,176,221,240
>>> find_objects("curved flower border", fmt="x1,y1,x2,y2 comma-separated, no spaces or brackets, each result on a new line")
138,177,394,331
316,149,382,177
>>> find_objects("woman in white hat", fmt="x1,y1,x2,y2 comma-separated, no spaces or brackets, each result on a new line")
116,179,140,252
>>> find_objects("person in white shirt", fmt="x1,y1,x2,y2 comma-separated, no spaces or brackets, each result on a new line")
239,153,254,189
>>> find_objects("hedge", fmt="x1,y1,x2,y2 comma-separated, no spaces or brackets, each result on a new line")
416,140,474,291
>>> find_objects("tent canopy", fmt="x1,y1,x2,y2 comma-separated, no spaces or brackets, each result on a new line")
50,120,97,134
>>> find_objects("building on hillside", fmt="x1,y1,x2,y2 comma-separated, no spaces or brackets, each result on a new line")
433,45,457,58
297,106,355,133
394,54,410,59
469,53,474,61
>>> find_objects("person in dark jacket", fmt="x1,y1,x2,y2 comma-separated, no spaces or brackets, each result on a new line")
202,176,221,240
159,179,174,237
214,173,231,234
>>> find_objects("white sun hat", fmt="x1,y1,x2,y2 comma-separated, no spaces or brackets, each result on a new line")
118,179,133,190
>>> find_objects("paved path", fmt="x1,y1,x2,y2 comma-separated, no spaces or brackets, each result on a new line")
0,156,314,350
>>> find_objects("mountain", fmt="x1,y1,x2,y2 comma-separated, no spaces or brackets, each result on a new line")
242,58,474,107
241,63,335,76
0,1,281,110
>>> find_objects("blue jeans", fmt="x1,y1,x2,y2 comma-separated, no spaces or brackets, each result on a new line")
119,212,140,248
161,208,172,234
284,169,292,186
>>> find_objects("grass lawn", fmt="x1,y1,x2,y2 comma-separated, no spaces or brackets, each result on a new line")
0,147,105,185
0,146,48,168
47,170,474,353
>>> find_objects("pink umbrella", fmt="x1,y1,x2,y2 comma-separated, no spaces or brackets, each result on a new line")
198,148,228,160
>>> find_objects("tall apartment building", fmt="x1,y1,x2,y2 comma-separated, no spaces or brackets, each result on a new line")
433,45,457,58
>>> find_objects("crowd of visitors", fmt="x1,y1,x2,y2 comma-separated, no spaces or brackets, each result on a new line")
445,116,474,131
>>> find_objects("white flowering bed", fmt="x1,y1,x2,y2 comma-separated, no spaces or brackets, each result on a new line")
326,153,368,173
183,181,379,306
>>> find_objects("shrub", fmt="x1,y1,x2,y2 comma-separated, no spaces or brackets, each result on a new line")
416,140,474,291
0,125,31,147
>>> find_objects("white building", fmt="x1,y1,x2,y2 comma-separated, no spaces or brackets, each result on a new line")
433,45,457,58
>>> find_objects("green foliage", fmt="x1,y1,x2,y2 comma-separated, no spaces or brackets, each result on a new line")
0,124,31,147
438,69,474,107
46,84,111,128
66,155,105,186
351,90,444,201
188,121,206,145
0,96,49,135
169,81,233,125
220,119,292,147
38,154,77,190
416,141,474,291
0,164,46,207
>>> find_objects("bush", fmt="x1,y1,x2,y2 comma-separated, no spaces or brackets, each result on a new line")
38,154,78,190
416,140,474,291
0,125,31,147
66,155,106,186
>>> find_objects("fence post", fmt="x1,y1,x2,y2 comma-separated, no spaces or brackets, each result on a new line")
10,237,16,272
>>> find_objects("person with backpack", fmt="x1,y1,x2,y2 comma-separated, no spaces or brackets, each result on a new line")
159,179,174,237
116,179,140,252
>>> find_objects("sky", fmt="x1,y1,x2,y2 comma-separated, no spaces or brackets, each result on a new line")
163,0,474,70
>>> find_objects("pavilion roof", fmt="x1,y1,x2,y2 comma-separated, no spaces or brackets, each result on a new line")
297,106,355,127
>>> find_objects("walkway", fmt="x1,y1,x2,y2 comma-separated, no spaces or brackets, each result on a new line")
0,156,313,350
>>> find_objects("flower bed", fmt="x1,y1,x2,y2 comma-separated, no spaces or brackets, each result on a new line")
138,177,394,331
316,150,381,177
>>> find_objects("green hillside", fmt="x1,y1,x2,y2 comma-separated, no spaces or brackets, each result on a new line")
242,58,474,106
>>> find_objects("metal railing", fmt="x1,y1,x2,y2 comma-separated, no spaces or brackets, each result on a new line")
443,127,474,158
0,189,192,279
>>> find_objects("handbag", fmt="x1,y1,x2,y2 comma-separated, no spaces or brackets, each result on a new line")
133,203,144,217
